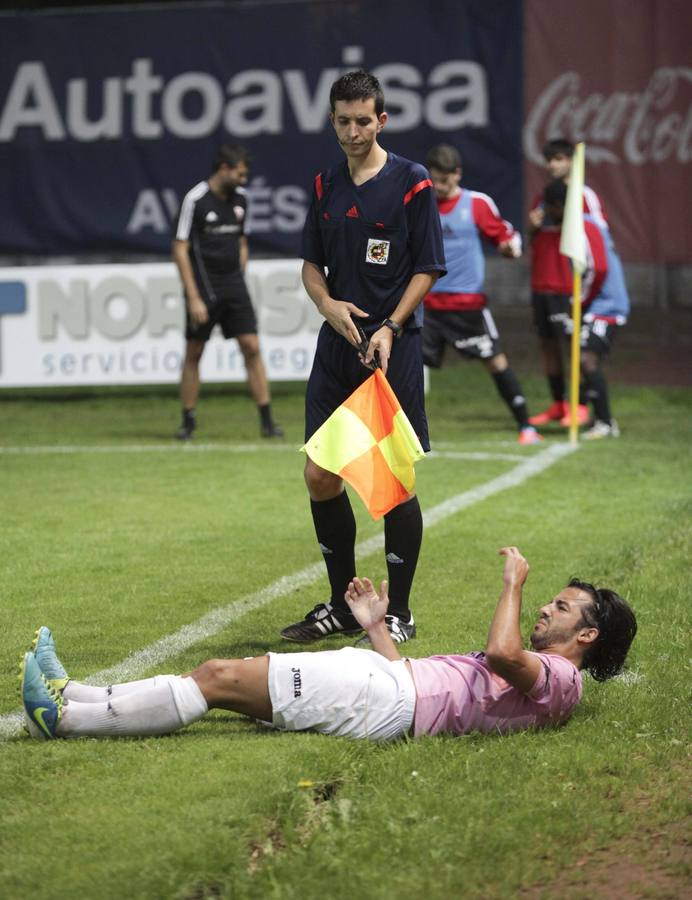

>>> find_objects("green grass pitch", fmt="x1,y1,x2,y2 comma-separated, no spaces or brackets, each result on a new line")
1,364,690,899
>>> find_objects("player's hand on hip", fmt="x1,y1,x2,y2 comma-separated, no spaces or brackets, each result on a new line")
498,546,529,587
188,296,209,325
345,577,390,629
365,326,393,375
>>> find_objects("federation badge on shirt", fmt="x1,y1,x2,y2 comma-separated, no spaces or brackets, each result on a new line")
366,238,390,265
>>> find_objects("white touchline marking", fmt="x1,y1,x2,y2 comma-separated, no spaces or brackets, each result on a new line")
0,442,576,740
0,443,297,456
0,443,527,462
427,450,527,463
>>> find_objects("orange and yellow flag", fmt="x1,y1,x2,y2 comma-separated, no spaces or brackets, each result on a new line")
302,369,425,520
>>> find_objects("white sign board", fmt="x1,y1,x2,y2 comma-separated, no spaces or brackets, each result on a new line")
0,260,322,387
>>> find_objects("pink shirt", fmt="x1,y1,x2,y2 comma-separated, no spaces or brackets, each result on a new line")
408,652,582,737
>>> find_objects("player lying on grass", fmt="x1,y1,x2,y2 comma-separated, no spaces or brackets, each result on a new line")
20,548,636,742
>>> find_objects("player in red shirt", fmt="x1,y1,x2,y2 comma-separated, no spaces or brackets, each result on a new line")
528,139,609,427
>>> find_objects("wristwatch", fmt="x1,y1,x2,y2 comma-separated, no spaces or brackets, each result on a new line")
381,318,403,338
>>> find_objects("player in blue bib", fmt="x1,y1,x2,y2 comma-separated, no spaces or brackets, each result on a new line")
281,71,446,646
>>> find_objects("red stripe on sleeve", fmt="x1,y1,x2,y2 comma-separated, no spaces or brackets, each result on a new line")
315,173,323,200
403,178,432,205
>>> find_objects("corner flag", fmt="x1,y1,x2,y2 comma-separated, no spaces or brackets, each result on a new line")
302,370,425,520
559,142,586,444
560,142,587,274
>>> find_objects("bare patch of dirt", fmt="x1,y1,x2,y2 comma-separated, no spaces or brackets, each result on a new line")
247,780,341,876
522,816,690,898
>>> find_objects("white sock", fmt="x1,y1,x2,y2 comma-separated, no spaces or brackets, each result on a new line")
64,677,160,703
58,675,208,737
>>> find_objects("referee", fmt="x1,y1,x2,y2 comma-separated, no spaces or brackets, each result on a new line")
280,72,446,646
172,144,282,440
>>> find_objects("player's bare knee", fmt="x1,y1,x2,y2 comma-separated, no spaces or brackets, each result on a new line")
191,658,234,692
237,335,261,362
304,460,342,499
486,354,507,374
185,341,205,365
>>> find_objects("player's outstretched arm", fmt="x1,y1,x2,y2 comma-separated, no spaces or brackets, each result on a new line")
485,547,542,693
345,577,402,661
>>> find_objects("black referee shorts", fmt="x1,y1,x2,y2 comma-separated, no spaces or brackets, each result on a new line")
305,323,430,451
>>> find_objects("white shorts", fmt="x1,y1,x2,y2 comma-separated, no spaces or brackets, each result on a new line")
267,647,416,742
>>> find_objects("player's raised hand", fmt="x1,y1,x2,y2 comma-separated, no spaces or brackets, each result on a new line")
498,546,529,586
345,577,390,629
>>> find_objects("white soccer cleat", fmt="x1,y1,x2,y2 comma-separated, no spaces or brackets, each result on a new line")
583,419,620,440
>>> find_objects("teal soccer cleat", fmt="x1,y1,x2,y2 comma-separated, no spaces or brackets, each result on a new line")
20,652,63,740
31,626,70,692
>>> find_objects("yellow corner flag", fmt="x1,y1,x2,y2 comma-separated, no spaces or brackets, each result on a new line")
302,369,425,520
560,142,586,444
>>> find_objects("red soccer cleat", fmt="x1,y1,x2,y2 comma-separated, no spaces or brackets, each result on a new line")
559,404,589,427
528,400,566,426
518,426,544,445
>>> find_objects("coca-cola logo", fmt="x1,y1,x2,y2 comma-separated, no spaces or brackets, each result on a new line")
524,68,692,165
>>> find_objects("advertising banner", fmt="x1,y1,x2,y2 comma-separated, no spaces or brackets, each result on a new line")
0,0,523,258
0,260,321,387
524,0,692,263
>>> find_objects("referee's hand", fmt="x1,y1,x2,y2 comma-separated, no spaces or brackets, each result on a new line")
320,297,368,347
365,326,393,376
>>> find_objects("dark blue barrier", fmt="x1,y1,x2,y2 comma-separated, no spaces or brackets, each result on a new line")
0,0,523,256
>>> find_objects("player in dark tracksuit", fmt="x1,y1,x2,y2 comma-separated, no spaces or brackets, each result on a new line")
280,71,446,646
172,143,281,440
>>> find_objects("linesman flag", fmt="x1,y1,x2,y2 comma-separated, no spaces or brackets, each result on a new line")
302,369,425,520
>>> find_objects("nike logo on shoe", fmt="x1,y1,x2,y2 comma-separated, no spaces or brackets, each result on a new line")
30,706,56,739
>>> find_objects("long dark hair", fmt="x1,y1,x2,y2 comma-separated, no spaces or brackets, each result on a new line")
569,579,637,681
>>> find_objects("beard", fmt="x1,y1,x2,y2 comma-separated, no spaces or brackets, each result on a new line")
530,621,574,651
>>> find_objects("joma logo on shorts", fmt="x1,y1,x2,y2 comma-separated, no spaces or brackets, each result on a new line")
291,666,302,698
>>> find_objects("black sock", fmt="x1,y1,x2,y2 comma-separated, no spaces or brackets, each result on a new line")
383,496,423,619
491,369,529,429
583,368,611,423
182,408,196,428
548,375,565,403
310,492,356,612
258,403,273,428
